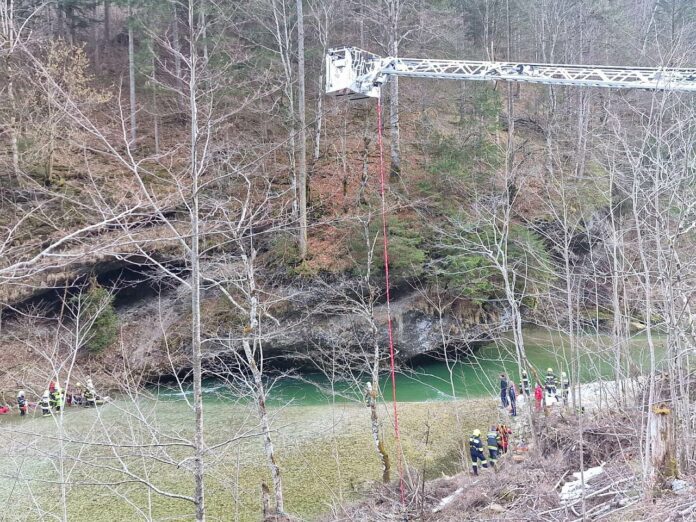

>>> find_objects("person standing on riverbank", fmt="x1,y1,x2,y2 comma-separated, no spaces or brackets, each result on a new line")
40,391,51,416
545,368,557,400
469,429,488,476
521,370,530,396
500,373,509,408
561,372,570,404
486,426,501,466
508,382,517,417
17,390,27,416
497,424,512,454
534,382,543,411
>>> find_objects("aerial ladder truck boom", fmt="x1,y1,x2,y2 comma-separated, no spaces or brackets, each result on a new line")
326,47,696,99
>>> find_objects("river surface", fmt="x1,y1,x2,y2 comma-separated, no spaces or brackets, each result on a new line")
156,329,666,406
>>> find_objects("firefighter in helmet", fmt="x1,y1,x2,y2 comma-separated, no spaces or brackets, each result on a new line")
469,429,488,476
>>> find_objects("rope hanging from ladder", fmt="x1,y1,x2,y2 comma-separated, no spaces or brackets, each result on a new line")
376,93,406,507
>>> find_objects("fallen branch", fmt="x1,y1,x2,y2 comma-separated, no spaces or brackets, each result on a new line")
553,471,569,490
540,477,633,516
679,501,696,517
432,487,463,513
593,499,640,520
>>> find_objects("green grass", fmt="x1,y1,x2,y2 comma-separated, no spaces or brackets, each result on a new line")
0,397,495,521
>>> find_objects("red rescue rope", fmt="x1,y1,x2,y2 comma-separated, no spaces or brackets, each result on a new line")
376,94,406,506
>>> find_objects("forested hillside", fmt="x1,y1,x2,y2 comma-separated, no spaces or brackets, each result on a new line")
1,0,696,520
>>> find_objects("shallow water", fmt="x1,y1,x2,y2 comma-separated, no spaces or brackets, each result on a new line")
155,328,666,406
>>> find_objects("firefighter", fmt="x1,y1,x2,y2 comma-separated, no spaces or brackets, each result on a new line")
74,383,84,406
469,429,488,475
486,426,501,466
40,390,51,416
85,376,104,406
55,386,65,411
521,370,530,396
545,368,557,399
561,372,570,403
83,384,96,407
17,390,27,417
49,386,60,410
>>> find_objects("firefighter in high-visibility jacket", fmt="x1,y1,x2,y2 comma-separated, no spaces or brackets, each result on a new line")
17,390,27,417
469,429,488,475
487,426,501,466
40,390,51,416
545,368,557,399
54,386,64,411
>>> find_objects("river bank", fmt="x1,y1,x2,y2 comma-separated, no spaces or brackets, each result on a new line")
332,376,688,521
0,328,666,521
0,394,497,521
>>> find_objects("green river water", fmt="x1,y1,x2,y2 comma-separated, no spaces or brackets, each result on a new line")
156,328,666,405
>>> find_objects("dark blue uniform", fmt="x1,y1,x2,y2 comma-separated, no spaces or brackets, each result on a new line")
508,385,517,417
487,430,500,465
500,376,509,407
469,433,488,475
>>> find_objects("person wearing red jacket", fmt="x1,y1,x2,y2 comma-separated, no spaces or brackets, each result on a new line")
534,382,543,411
497,424,512,454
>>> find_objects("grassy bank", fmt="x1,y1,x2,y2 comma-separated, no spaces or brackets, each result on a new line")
0,396,496,521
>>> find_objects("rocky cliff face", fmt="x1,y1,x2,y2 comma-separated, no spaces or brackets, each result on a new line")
0,261,509,392
109,275,508,380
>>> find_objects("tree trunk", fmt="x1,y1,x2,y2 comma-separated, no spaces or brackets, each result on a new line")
172,4,184,110
387,0,401,180
7,60,20,183
357,132,371,206
92,4,100,67
152,51,160,155
241,254,284,514
609,181,627,405
369,334,390,483
632,169,658,492
55,4,64,40
313,77,322,163
128,5,137,145
648,406,674,476
187,1,205,518
250,351,284,514
104,0,111,43
296,0,308,260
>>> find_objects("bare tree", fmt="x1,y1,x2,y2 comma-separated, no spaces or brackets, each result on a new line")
296,0,308,259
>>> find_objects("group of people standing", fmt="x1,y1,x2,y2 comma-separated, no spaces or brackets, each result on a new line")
468,424,512,475
500,368,571,414
0,377,105,418
538,367,571,407
499,371,524,416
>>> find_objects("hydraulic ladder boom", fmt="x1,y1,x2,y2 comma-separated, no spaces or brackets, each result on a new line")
326,47,696,99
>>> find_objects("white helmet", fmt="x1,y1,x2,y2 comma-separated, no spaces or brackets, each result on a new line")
42,390,49,398
18,390,25,397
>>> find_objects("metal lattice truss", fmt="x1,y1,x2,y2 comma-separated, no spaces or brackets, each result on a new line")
326,47,696,99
